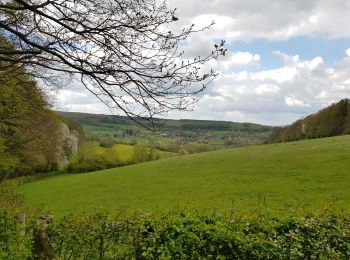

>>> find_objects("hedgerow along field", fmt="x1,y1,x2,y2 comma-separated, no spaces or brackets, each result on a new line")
69,141,175,165
19,135,350,217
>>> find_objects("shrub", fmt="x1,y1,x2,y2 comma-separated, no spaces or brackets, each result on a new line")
0,208,33,259
132,145,159,163
99,138,116,148
1,184,350,259
67,158,123,173
1,209,349,259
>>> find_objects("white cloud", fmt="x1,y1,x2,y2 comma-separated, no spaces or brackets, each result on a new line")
57,90,88,100
221,52,260,69
169,0,350,41
255,84,280,95
309,15,319,24
168,50,350,125
346,48,350,57
192,14,235,31
52,1,350,126
273,51,300,66
285,97,310,107
55,49,350,126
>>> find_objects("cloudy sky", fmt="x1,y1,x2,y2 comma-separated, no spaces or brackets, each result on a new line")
56,0,350,126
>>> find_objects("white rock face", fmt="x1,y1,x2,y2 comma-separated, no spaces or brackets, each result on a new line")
301,123,307,136
57,123,80,167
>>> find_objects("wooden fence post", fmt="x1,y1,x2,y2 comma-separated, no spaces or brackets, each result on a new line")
17,213,26,238
33,214,56,260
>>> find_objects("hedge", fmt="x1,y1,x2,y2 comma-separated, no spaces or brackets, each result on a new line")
1,208,350,259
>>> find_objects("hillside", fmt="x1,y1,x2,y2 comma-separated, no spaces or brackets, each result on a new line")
0,38,85,181
266,99,350,143
60,111,273,153
19,135,350,216
59,111,271,132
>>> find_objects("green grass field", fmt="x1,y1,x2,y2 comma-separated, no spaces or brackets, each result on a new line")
19,135,350,216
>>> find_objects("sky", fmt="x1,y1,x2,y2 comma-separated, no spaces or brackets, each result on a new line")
55,0,350,126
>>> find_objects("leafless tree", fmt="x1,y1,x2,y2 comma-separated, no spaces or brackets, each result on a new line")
0,0,226,129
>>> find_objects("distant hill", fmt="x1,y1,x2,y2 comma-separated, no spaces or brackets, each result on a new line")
265,99,350,143
59,112,273,153
59,111,272,133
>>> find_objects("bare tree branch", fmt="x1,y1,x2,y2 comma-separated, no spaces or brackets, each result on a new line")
0,0,226,129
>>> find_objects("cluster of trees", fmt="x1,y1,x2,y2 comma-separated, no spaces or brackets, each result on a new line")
66,141,159,173
132,145,159,163
266,99,350,143
171,120,272,132
0,37,84,182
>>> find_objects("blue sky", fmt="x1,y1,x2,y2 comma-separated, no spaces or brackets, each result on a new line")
57,0,350,126
231,36,350,70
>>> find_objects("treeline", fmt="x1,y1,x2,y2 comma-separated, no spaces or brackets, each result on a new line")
265,99,350,143
172,120,272,132
60,111,273,133
67,143,159,173
0,37,84,181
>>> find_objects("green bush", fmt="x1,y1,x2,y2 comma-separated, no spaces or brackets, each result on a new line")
67,158,124,173
132,145,159,163
1,209,349,259
0,208,33,259
99,138,116,148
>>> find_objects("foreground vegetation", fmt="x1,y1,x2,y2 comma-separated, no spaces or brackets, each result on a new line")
1,206,350,259
19,135,350,216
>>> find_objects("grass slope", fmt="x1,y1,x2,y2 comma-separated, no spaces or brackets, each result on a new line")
19,135,350,216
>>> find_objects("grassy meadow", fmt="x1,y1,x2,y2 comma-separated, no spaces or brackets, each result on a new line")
18,135,350,217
